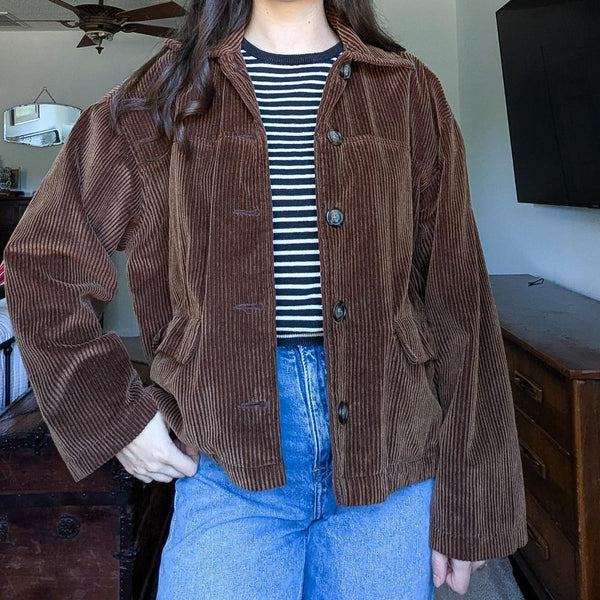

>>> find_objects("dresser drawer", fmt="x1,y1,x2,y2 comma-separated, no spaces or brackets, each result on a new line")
504,339,572,452
515,407,576,539
520,489,577,600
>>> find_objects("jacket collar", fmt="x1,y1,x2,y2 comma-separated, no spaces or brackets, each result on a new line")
164,4,413,69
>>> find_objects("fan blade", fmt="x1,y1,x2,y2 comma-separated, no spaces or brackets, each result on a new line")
47,0,82,16
121,23,177,38
116,2,186,21
77,34,95,47
116,2,186,23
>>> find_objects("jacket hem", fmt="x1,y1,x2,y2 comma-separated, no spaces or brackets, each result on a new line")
333,454,438,507
221,461,288,491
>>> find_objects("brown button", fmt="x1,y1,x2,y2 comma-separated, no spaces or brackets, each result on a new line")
326,208,344,227
339,62,352,80
337,402,349,424
327,129,343,146
332,301,347,322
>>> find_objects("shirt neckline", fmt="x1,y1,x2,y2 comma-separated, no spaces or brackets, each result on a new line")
241,37,343,65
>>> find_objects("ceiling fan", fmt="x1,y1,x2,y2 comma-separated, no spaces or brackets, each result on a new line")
20,0,186,54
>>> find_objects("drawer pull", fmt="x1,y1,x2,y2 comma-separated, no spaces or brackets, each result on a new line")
519,441,547,479
527,523,550,561
513,370,543,404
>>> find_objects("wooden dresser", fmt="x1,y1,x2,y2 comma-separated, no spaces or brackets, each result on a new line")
490,274,600,600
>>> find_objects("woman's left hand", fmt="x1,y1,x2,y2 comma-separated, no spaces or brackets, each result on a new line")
431,549,487,595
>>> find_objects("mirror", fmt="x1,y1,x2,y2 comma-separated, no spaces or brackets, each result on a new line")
3,103,82,147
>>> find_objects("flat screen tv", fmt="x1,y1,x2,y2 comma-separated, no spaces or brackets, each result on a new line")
496,0,600,208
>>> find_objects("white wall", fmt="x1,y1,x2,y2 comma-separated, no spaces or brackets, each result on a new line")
456,0,600,301
378,0,459,116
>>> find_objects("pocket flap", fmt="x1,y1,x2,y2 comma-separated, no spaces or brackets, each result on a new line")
154,315,202,364
393,315,436,364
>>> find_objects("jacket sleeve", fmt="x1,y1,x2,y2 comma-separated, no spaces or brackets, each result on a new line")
3,98,159,482
411,64,528,560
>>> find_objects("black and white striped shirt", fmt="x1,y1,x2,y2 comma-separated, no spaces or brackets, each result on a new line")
241,37,343,345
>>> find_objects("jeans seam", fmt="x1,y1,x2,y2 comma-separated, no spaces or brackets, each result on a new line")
297,345,321,521
300,529,309,600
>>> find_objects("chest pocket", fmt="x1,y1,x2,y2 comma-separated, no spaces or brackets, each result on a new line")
152,315,202,365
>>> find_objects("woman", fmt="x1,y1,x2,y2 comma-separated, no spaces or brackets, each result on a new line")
3,0,527,598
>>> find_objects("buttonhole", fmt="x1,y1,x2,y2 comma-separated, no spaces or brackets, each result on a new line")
234,303,264,313
235,132,257,140
237,400,270,411
232,208,260,217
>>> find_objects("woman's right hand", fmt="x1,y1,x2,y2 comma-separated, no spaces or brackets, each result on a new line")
115,411,199,483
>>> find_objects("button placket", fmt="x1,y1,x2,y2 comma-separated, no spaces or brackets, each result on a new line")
321,59,351,430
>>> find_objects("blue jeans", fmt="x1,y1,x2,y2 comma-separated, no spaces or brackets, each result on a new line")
156,344,435,599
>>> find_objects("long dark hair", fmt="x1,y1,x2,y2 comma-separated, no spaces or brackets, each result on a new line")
110,0,405,155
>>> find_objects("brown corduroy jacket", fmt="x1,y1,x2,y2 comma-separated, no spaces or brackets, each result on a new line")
4,8,527,561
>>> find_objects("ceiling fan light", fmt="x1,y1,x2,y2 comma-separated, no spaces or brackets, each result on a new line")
85,30,114,44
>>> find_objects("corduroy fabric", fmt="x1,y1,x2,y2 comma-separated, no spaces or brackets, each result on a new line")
3,6,527,561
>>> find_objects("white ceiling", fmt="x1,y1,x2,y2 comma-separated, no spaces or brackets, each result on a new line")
0,0,184,31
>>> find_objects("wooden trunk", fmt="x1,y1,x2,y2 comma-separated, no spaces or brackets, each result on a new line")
0,391,174,600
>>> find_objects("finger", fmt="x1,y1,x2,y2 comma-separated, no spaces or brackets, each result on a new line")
183,444,200,460
166,442,200,477
144,471,175,483
115,418,198,479
146,462,186,480
173,438,201,461
131,472,152,484
120,458,184,483
447,558,472,595
115,451,145,480
431,549,449,588
117,450,177,480
472,560,487,573
133,459,185,479
129,461,178,483
130,438,195,478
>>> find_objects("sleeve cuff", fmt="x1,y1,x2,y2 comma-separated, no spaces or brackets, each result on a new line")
62,383,159,482
430,522,529,561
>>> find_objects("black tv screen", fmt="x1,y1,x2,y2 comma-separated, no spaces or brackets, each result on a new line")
496,0,600,208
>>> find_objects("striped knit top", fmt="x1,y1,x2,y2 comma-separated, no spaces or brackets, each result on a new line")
241,37,343,346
